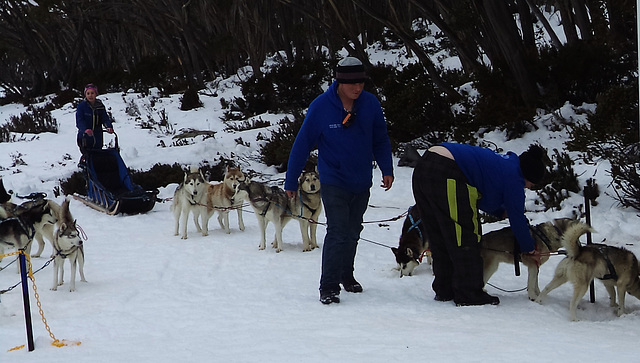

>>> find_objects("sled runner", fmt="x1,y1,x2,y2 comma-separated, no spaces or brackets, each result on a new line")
74,133,158,215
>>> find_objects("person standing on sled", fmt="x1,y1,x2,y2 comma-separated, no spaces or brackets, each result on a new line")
284,56,394,305
76,83,114,156
412,143,547,306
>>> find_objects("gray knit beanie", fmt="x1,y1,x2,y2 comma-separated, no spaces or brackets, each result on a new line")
335,57,367,84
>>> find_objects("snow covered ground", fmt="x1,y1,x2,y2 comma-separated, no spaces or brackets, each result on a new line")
0,37,639,361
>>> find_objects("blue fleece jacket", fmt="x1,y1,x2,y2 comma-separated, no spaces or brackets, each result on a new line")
441,142,535,253
76,98,113,149
285,81,393,193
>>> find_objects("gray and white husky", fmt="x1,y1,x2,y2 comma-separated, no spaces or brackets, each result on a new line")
535,222,640,321
51,197,86,292
171,167,207,239
0,197,57,253
27,199,64,258
234,180,292,252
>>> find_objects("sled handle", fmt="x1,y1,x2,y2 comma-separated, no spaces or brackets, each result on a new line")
103,129,119,150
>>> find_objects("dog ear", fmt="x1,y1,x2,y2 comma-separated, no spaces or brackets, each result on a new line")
391,247,398,255
406,247,415,259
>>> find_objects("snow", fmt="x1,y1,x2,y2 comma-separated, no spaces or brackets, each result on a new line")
1,63,640,363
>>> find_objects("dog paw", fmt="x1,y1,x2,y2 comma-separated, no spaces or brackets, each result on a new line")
258,246,266,250
181,235,188,240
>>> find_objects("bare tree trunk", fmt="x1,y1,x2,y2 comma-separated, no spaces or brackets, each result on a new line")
351,0,462,100
557,0,580,44
525,0,563,49
570,0,593,40
517,0,536,49
476,0,539,109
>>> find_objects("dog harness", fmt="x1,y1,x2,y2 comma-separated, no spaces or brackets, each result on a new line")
53,224,82,259
297,189,319,217
593,243,618,281
406,205,425,244
405,205,430,262
529,224,556,252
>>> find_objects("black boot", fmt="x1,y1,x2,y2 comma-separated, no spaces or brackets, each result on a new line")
341,277,363,293
455,292,500,306
320,290,340,305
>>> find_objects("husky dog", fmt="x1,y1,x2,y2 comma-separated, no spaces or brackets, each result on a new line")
535,223,640,321
51,197,86,292
392,205,431,277
481,218,583,301
171,167,207,239
289,170,322,252
200,166,245,236
235,180,292,252
28,199,64,258
0,197,57,252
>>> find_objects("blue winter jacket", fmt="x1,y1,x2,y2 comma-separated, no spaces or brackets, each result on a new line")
76,98,113,150
285,81,393,193
441,142,535,253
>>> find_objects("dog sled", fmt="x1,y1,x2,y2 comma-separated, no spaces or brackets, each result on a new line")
73,133,158,215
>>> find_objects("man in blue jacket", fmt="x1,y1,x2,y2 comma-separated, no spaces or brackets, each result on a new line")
76,83,114,155
412,143,547,306
285,57,394,305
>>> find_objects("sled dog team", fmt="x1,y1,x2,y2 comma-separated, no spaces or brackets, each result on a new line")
172,165,322,253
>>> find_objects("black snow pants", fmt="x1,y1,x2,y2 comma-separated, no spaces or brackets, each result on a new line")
411,151,489,304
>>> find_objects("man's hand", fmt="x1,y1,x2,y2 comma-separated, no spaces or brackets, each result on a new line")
84,129,93,136
286,190,296,199
380,175,394,191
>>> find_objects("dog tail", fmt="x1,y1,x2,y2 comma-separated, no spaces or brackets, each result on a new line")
561,222,596,258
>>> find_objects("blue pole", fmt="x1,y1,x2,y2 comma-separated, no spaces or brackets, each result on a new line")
18,252,35,351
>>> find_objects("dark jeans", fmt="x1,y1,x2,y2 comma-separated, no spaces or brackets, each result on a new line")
319,183,370,293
